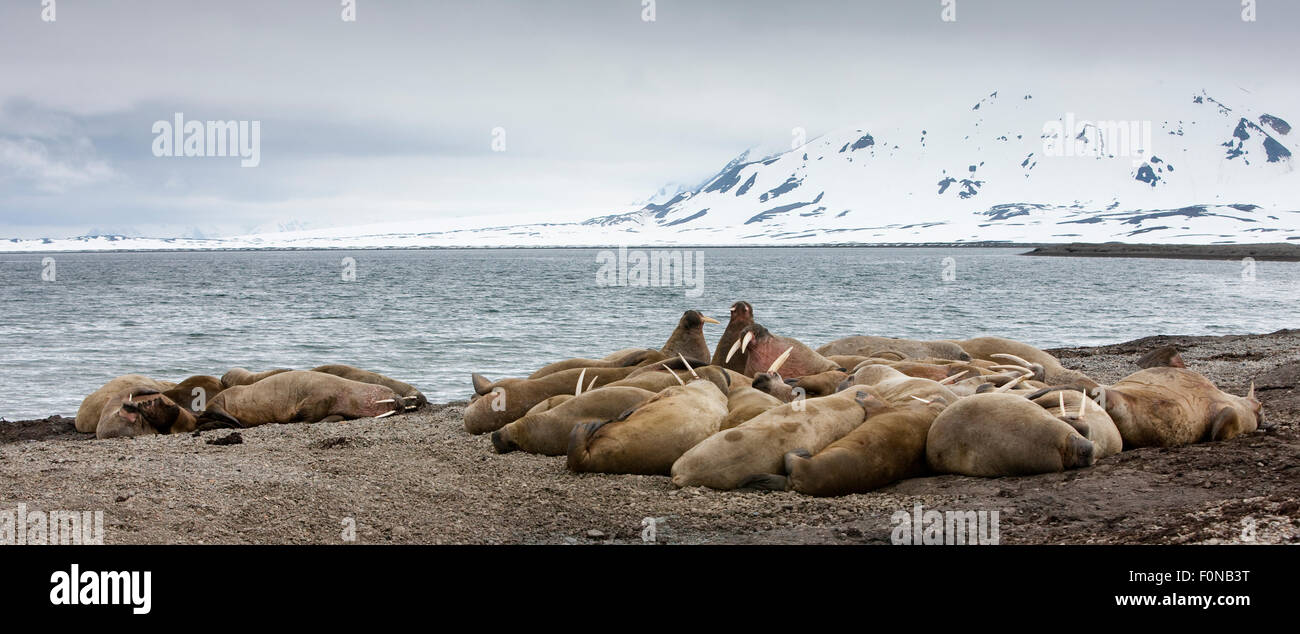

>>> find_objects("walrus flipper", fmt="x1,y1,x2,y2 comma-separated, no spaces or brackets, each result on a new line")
738,473,790,491
1208,407,1243,442
196,408,243,431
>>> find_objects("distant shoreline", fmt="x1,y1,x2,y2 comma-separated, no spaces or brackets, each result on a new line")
3,242,1298,259
1022,242,1300,262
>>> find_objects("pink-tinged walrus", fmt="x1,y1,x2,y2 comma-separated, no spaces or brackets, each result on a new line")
198,370,412,428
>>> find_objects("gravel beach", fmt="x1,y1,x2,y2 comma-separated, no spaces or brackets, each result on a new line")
3,330,1297,545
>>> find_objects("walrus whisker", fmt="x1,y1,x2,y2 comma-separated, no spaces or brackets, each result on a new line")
726,338,744,363
375,410,397,419
576,368,587,396
678,353,700,379
768,346,794,374
937,371,968,385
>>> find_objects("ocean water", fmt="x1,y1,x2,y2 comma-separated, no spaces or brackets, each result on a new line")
1,247,1296,421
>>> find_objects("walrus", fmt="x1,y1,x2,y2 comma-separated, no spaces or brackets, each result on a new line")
1028,387,1123,459
926,393,1095,477
567,379,729,475
816,336,970,361
841,364,961,405
733,323,841,379
711,301,754,373
1099,367,1262,448
158,375,224,415
1136,346,1186,369
526,349,665,379
670,386,878,490
491,386,656,455
722,384,783,430
220,367,293,388
751,397,949,496
659,310,720,364
948,336,1098,388
76,375,199,439
465,365,643,434
310,364,427,409
751,369,849,402
198,370,407,428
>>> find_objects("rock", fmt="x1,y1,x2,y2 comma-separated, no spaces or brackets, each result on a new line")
206,432,243,446
586,529,604,538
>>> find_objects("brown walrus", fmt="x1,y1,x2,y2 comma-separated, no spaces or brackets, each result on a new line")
926,392,1095,477
310,364,427,409
1099,367,1262,448
816,336,970,361
712,301,754,373
1136,346,1186,369
76,375,199,439
567,379,728,475
220,367,293,388
841,364,961,405
1028,387,1123,459
465,365,643,434
948,336,1098,388
198,370,407,428
670,386,877,490
735,323,841,379
161,375,224,415
751,369,849,402
491,386,656,455
750,397,949,496
722,384,783,430
660,310,720,364
526,349,665,379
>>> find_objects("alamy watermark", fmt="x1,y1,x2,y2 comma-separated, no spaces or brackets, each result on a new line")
1,503,104,545
595,245,705,298
152,113,261,167
1042,113,1153,167
890,503,1000,545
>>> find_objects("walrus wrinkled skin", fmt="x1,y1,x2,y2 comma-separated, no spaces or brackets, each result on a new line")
161,375,225,415
660,310,720,364
1029,387,1123,459
926,393,1095,477
842,365,959,406
465,365,642,434
491,386,656,456
567,380,728,475
670,386,878,490
738,324,841,379
816,336,970,362
526,349,665,379
751,369,848,402
767,397,949,496
76,375,199,439
949,336,1098,388
199,370,406,427
1100,367,1262,448
712,301,754,373
220,367,293,388
310,364,428,409
722,384,783,430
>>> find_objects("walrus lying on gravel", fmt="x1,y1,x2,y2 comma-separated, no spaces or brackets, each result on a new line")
492,386,656,456
465,366,643,434
817,336,971,362
1099,367,1262,447
568,378,729,475
950,336,1099,388
198,370,413,428
310,364,428,409
926,393,1096,477
670,386,878,490
76,375,201,439
220,367,292,388
1029,387,1123,459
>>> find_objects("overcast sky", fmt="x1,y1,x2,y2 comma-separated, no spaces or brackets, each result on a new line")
1,0,1296,239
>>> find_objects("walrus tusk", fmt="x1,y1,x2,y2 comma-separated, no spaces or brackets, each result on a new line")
768,346,794,374
667,368,686,386
910,395,931,404
740,331,754,354
375,410,397,419
995,374,1028,392
587,375,599,392
990,364,1034,376
726,337,744,363
1059,391,1066,414
701,316,721,325
576,368,587,396
678,353,700,379
1079,392,1087,417
990,353,1034,369
1248,381,1255,399
375,399,396,404
938,371,968,385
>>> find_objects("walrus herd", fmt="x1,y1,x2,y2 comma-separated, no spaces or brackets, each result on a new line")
470,302,1265,496
72,302,1264,498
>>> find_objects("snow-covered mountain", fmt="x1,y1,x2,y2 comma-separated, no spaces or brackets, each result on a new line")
5,89,1297,252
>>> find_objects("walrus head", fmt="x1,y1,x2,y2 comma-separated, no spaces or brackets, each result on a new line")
99,389,195,438
660,310,719,365
1137,346,1186,369
713,302,755,372
735,323,838,379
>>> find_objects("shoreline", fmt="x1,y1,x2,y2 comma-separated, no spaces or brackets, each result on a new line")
2,329,1297,544
1023,242,1300,262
